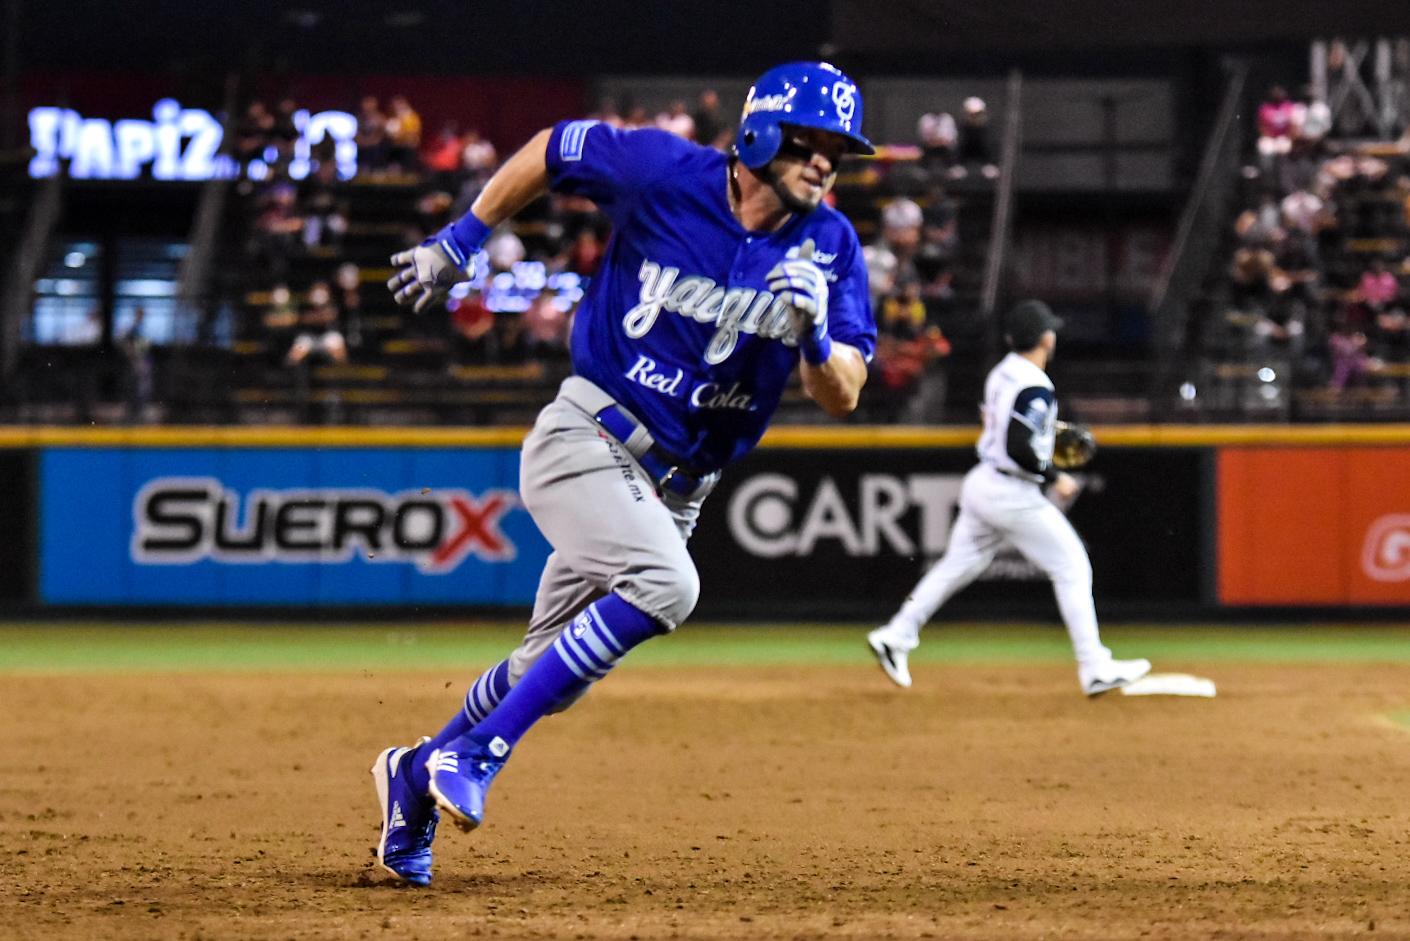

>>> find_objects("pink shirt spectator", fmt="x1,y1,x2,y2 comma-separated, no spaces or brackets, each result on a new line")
1359,270,1400,306
1258,100,1296,139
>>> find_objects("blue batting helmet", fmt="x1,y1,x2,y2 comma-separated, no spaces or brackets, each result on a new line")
734,61,874,169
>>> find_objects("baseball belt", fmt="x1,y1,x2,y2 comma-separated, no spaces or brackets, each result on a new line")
992,464,1043,484
593,404,717,500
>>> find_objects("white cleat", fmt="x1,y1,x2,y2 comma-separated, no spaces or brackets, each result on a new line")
867,627,913,689
1079,657,1152,697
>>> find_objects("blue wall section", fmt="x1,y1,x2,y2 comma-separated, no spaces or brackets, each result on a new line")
39,448,552,605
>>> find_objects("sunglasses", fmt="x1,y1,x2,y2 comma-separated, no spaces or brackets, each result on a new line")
775,135,847,166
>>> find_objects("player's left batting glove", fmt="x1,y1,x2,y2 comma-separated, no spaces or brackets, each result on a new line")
386,215,491,314
767,238,832,365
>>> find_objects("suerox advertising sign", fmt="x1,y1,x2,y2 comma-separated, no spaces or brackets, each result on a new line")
1218,447,1410,605
40,448,550,605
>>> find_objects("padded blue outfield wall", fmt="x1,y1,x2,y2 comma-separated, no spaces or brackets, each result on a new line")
39,447,553,605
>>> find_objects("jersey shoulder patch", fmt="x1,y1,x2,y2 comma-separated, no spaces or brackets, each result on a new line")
558,120,601,162
1011,385,1056,430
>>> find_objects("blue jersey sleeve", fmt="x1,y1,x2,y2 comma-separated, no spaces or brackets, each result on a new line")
546,120,695,221
826,227,877,363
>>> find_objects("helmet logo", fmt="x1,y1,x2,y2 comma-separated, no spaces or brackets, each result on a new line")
744,86,797,116
831,82,857,126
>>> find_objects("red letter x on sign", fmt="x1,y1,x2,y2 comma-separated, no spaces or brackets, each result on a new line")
427,490,517,570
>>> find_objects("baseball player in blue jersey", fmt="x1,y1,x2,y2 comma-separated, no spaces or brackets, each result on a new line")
866,300,1150,697
370,62,877,886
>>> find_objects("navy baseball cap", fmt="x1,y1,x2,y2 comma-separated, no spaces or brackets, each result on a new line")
1005,299,1063,350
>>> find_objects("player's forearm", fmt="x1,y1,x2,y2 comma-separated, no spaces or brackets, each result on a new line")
437,128,553,262
801,343,867,417
469,128,553,227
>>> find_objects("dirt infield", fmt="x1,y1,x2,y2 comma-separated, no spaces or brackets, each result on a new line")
4,661,1410,939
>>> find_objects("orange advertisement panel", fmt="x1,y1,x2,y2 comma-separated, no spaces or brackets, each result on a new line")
1218,447,1410,605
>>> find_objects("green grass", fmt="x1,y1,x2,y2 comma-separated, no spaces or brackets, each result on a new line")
0,622,1407,673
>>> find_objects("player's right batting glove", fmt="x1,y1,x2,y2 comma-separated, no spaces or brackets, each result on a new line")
387,219,487,313
767,238,833,365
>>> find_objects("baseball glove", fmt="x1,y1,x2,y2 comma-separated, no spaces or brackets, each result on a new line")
1052,421,1097,470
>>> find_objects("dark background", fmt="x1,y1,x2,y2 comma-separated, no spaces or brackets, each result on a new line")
14,1,1410,77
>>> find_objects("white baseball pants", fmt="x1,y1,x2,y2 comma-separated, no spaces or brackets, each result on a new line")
883,463,1110,667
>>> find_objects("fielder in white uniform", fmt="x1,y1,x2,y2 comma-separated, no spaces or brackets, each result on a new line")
866,300,1150,696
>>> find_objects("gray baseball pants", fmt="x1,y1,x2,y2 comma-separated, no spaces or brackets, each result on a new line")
505,377,718,693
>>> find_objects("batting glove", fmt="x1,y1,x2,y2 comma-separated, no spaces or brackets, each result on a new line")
386,237,474,314
767,238,833,365
387,210,495,313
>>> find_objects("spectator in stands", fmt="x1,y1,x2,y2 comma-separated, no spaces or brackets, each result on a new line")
118,306,154,421
1358,258,1401,311
1292,84,1333,148
449,291,496,364
880,197,924,281
692,89,729,150
299,159,348,251
1320,153,1390,191
864,243,899,312
1257,85,1296,168
870,277,952,421
355,96,389,174
655,100,695,139
286,280,348,366
423,122,464,176
1249,285,1307,359
953,97,999,181
250,183,305,279
261,283,299,354
486,228,527,274
1234,193,1284,246
334,262,365,350
386,95,423,173
460,128,498,179
1230,243,1277,310
622,105,651,130
879,275,928,340
414,190,456,243
917,111,958,178
1280,187,1326,237
1327,316,1381,390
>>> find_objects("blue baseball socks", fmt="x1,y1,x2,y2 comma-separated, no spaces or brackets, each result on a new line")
407,593,663,794
463,593,663,753
405,658,510,796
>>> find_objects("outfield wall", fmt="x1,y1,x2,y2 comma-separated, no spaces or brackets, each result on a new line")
2,425,1407,616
